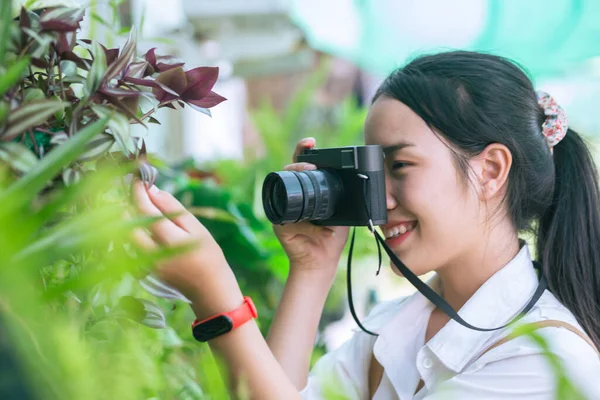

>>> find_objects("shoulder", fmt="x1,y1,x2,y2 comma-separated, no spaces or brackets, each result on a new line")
472,291,600,398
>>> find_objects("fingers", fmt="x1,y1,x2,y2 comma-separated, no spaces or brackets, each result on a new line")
132,227,157,250
145,185,204,236
133,181,187,244
283,162,316,172
292,137,316,162
275,220,334,239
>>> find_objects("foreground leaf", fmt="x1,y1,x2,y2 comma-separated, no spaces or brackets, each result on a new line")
0,57,30,98
91,105,133,155
0,116,109,211
1,99,63,140
0,142,38,173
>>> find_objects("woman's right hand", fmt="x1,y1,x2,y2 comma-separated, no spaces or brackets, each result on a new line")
272,138,350,278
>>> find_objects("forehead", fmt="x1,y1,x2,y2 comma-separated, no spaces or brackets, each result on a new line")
364,96,437,149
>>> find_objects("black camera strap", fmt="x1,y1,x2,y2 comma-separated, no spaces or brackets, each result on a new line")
346,174,548,336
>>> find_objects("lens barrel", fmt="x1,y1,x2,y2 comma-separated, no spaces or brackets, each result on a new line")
262,170,342,224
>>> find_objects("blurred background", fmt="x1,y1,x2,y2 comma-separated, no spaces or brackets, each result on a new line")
114,0,600,349
3,0,600,398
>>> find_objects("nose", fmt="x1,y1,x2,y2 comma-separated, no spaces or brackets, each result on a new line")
385,174,397,210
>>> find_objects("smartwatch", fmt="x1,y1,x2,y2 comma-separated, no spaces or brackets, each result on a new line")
191,296,258,342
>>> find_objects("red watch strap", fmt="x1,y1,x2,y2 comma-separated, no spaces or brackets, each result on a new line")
192,296,258,330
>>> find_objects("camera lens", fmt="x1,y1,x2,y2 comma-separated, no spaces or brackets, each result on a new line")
262,169,342,224
271,179,287,217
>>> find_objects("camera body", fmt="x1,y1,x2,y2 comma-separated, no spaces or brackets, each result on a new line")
262,145,387,227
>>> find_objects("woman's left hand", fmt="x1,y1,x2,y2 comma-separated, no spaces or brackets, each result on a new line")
132,181,244,317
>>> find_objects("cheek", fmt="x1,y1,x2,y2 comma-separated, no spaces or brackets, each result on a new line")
395,170,478,236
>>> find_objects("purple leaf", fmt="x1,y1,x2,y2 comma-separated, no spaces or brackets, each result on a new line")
181,67,218,100
145,48,184,72
40,7,85,32
155,67,187,97
124,76,179,97
101,29,136,86
125,61,148,79
55,31,76,54
105,48,119,66
98,86,145,97
61,51,91,70
187,91,227,108
145,47,157,66
19,7,31,30
155,56,184,72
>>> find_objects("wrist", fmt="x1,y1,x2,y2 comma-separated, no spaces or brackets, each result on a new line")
187,264,245,321
289,262,338,281
287,265,337,294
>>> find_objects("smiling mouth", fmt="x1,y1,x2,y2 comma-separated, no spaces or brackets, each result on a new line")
382,221,417,239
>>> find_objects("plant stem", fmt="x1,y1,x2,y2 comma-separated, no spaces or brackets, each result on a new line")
28,130,40,156
136,99,177,123
18,40,34,59
57,60,66,101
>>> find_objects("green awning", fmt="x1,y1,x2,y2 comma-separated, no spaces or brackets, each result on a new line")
290,0,600,135
290,0,600,80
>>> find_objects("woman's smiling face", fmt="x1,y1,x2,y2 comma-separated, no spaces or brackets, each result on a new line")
364,96,483,276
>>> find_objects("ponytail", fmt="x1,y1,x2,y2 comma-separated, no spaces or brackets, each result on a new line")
536,128,600,349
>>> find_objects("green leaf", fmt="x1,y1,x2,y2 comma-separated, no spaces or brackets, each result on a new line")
23,87,45,102
0,142,38,173
0,102,8,125
0,57,29,98
117,296,166,329
91,105,133,155
77,132,115,162
59,60,77,77
1,99,63,140
21,27,54,59
0,0,11,65
188,206,240,224
61,167,81,186
86,41,107,95
0,116,109,210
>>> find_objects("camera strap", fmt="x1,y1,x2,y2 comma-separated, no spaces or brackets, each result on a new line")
346,174,548,336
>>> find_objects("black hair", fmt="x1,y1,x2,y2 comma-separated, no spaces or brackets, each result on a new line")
374,51,600,349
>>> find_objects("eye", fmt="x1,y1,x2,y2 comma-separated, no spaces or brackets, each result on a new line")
392,161,410,170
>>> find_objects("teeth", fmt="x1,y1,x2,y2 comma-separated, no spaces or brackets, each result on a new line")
383,223,416,239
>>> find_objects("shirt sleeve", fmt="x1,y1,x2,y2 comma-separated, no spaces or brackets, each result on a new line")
300,299,404,399
299,335,367,400
422,327,600,400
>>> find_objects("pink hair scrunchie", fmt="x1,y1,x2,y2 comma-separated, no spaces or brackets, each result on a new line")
536,91,568,151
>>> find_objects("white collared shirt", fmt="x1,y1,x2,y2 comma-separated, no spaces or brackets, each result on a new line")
300,245,600,399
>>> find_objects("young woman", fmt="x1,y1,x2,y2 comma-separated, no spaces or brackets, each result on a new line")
133,51,600,399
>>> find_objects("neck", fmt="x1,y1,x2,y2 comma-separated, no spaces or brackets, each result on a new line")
436,226,521,311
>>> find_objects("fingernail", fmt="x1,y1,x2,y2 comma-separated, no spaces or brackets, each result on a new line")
148,185,160,194
330,230,336,237
303,164,316,170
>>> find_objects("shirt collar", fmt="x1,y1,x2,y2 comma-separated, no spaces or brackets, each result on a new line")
427,243,540,372
376,243,540,374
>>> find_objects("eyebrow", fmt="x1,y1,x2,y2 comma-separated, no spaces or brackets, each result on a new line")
382,142,415,157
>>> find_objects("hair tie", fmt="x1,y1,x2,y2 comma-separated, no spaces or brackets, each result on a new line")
536,91,568,151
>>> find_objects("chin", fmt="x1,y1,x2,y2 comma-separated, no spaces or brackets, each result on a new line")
388,256,431,278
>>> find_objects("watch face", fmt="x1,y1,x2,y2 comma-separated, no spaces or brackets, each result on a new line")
193,315,234,342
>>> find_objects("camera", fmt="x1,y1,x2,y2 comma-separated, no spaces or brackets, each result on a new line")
262,145,387,227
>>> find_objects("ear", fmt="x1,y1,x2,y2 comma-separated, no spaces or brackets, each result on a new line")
469,143,512,200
